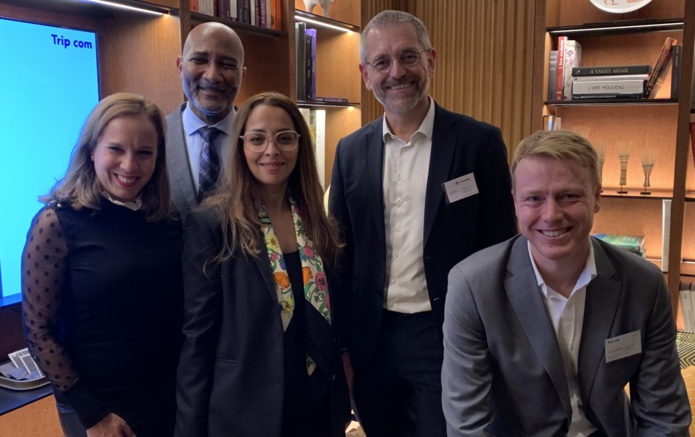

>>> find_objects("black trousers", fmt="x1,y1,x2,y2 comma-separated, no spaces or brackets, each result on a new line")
352,310,446,437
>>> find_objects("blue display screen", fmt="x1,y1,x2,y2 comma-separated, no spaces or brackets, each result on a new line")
0,18,99,305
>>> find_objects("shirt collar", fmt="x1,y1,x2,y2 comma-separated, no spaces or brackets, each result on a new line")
381,96,435,143
527,239,597,298
182,102,236,137
102,192,142,211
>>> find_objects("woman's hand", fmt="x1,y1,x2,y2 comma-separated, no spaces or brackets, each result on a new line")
86,413,135,437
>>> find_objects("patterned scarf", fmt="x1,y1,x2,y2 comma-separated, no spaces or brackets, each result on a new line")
259,195,331,374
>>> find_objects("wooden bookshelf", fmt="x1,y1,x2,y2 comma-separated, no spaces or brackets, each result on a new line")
531,0,695,318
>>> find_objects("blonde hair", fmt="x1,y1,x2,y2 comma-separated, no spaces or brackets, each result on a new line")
512,130,600,191
204,92,343,269
45,92,171,222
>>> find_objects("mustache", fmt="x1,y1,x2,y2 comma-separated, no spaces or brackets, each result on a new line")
194,79,228,93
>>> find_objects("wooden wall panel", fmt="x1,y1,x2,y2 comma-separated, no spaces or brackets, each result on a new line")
99,11,182,114
360,0,536,159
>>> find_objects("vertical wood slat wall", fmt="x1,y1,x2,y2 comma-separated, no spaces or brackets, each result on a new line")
361,0,537,158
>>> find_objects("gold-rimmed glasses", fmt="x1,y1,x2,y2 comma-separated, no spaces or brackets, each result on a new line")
240,130,301,152
364,48,430,72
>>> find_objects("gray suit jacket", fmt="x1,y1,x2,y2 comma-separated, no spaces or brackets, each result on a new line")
442,235,690,436
166,103,198,219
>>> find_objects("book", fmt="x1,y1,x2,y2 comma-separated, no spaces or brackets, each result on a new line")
190,0,199,12
663,199,672,272
295,22,307,100
572,74,649,82
592,234,645,255
299,107,311,127
690,121,695,171
572,79,645,95
644,36,677,98
555,36,567,100
310,109,326,189
670,44,682,99
547,50,558,101
270,0,282,30
572,65,651,76
570,93,642,100
563,40,582,100
217,0,229,18
314,96,349,103
305,28,317,100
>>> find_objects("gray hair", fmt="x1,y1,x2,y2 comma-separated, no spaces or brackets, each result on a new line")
360,10,432,63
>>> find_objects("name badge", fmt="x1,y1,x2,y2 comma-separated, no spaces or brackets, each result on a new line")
605,330,641,363
442,173,479,204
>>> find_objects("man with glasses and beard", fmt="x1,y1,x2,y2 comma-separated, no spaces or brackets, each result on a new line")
166,22,247,219
329,10,517,437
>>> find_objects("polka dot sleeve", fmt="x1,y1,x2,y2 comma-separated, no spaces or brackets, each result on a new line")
20,205,77,391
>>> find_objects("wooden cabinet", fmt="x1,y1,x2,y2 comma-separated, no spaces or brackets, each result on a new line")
530,0,695,318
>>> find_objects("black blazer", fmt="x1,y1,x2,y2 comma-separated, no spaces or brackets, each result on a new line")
174,206,349,437
329,103,517,369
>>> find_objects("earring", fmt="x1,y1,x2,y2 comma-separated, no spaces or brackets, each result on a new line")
91,155,94,161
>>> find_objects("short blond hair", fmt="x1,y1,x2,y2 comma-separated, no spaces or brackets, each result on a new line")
511,130,600,191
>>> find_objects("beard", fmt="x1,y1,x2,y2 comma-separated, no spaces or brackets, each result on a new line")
183,78,238,121
372,74,429,115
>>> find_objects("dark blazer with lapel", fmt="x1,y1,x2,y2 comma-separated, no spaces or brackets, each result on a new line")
329,102,517,368
442,235,691,436
174,206,349,437
166,103,198,220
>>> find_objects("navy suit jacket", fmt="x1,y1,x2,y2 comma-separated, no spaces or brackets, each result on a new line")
442,235,691,436
329,102,517,368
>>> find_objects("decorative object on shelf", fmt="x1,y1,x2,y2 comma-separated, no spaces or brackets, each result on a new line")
570,125,591,139
303,0,334,17
596,143,606,192
542,114,561,130
589,0,652,14
617,141,632,194
640,149,656,195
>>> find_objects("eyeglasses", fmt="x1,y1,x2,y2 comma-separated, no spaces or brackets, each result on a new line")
240,130,301,152
365,49,430,72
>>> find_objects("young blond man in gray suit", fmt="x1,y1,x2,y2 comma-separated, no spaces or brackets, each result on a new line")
442,130,690,436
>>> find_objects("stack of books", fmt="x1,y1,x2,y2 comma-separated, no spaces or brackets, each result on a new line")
192,0,282,30
592,233,646,258
570,65,650,100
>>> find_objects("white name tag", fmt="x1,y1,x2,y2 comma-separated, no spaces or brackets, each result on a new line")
605,330,641,363
442,172,479,204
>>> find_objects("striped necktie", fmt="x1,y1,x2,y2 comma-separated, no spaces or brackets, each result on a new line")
198,126,222,200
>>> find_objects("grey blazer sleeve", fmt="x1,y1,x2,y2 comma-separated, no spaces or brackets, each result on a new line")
442,265,494,436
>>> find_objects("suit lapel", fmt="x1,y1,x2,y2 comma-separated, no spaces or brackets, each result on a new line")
169,104,198,210
365,120,386,242
577,239,620,401
505,237,573,418
424,105,456,245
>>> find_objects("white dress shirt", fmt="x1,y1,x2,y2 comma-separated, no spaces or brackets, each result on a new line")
181,103,235,191
528,241,598,436
382,98,435,313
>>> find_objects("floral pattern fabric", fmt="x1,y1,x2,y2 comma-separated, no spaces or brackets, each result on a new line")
260,196,331,374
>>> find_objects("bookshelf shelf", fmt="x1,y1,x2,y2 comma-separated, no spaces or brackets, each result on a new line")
298,99,360,108
600,188,674,200
547,18,683,37
190,12,286,37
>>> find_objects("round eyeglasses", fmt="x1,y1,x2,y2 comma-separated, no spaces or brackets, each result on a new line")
240,130,301,152
365,49,430,72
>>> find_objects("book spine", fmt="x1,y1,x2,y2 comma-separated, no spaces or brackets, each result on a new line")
216,0,229,18
249,0,256,25
190,0,199,12
305,30,313,100
295,22,307,100
271,0,282,30
563,40,581,100
229,0,237,20
670,44,682,99
572,79,645,95
555,36,567,101
312,109,326,189
547,50,558,101
572,65,651,76
570,93,642,100
662,199,671,272
572,74,649,82
645,37,676,98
